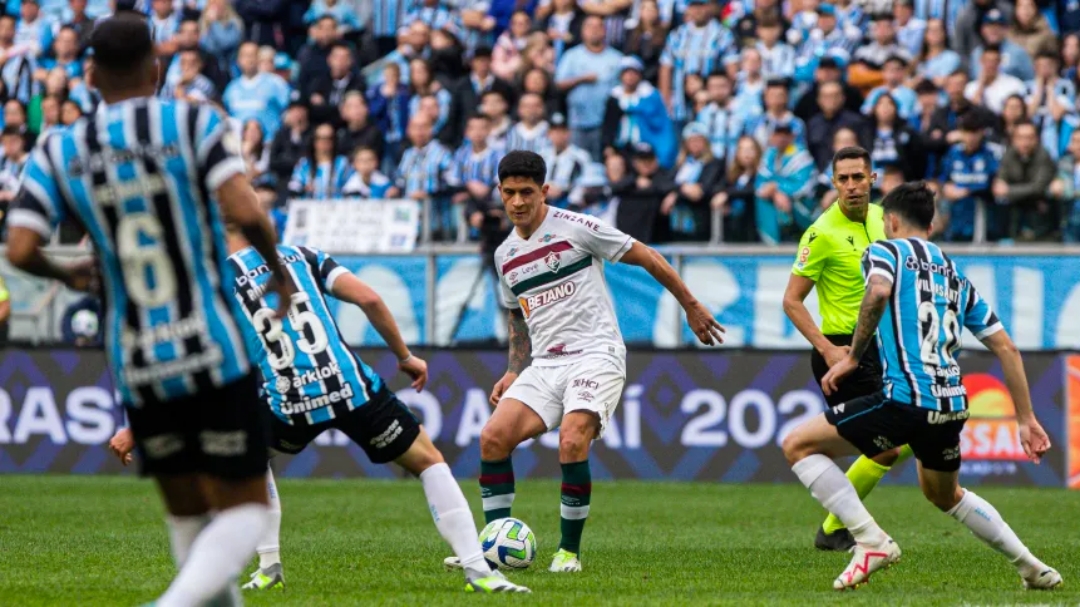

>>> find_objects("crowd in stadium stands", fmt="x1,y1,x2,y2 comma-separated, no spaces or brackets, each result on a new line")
0,0,1079,245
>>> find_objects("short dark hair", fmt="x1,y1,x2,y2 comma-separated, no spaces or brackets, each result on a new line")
90,13,154,75
329,41,353,56
467,112,491,124
498,150,547,187
1,125,22,138
883,54,908,68
881,180,935,230
914,79,938,95
1035,48,1060,62
959,111,984,132
831,146,871,173
981,43,1002,57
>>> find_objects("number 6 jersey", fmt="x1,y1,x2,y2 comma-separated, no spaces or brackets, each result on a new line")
9,99,253,405
228,245,384,426
863,237,1002,412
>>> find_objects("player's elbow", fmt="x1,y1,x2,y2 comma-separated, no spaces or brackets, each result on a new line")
6,235,35,270
868,283,893,304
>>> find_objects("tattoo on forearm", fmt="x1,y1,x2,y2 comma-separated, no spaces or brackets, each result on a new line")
507,308,531,374
851,275,890,360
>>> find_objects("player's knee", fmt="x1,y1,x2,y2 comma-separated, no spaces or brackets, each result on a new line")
558,414,596,460
479,424,514,461
921,483,961,511
781,431,809,465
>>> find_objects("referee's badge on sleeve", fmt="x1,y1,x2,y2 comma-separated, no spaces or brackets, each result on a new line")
797,246,811,268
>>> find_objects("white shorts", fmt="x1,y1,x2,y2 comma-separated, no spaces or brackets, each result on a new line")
502,356,626,436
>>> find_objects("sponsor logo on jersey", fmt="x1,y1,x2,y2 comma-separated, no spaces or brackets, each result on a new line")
576,391,595,403
572,378,599,391
278,362,343,393
798,246,810,265
235,253,305,288
124,346,224,386
143,434,184,459
371,419,403,449
518,281,576,318
931,384,967,398
199,430,247,456
904,255,962,283
540,233,556,242
121,316,208,349
552,210,600,231
280,382,355,415
543,342,583,358
927,409,970,424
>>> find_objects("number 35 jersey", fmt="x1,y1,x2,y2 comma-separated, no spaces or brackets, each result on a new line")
9,99,253,406
228,245,384,426
863,238,1002,413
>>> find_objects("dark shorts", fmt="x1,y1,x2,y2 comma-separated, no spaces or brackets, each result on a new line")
269,389,421,464
811,334,884,407
825,391,968,472
126,371,270,479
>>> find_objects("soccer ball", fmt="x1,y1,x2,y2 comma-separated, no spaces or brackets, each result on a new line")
71,309,99,338
479,517,537,569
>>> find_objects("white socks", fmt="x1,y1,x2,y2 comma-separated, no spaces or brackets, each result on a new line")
947,489,1039,574
165,514,209,567
420,462,492,581
792,454,888,546
156,503,270,607
257,467,283,569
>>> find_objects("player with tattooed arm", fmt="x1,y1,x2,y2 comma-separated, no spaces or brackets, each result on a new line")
444,150,725,573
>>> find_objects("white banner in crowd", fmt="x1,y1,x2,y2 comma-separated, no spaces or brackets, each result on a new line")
282,199,421,253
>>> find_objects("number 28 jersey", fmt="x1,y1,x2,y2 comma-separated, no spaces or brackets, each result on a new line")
863,238,1002,412
496,208,634,367
9,99,252,406
228,245,384,426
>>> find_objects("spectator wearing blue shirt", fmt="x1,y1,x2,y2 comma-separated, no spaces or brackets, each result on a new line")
697,72,758,166
756,17,797,81
342,147,395,199
554,15,623,160
289,122,354,200
867,92,926,183
368,61,411,172
658,0,732,123
148,0,179,45
453,113,501,233
163,48,217,102
1061,0,1080,36
304,0,362,35
601,56,676,169
894,0,926,58
915,18,961,88
862,56,919,120
37,26,83,82
395,112,462,240
1052,129,1080,242
406,57,452,141
198,0,244,75
938,112,1002,242
793,4,858,87
754,120,817,244
750,79,808,151
15,0,54,57
970,9,1035,82
223,41,291,139
1026,49,1078,160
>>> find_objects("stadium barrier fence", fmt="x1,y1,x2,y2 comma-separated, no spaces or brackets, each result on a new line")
7,243,1080,350
0,347,1073,487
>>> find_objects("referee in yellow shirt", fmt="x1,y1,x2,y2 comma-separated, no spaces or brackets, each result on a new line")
782,147,912,552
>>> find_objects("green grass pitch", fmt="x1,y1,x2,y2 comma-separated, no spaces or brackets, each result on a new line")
1,475,1078,605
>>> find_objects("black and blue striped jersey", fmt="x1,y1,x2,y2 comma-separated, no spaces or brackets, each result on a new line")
8,98,253,405
228,245,385,426
863,238,1002,412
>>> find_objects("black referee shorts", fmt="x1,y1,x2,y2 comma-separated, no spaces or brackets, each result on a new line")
810,334,883,407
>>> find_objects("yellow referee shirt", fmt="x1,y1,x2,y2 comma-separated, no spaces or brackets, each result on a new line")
791,203,886,335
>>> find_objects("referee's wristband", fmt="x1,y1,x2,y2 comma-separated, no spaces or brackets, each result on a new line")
399,353,413,364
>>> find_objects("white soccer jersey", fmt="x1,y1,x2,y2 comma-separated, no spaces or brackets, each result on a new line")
496,207,633,367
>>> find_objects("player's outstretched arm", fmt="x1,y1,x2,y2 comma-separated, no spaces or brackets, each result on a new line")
981,330,1050,463
821,274,891,396
490,308,530,406
618,241,725,346
331,273,426,391
217,174,294,316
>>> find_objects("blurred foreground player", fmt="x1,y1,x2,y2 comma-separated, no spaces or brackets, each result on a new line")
445,151,725,573
783,182,1061,591
7,13,288,607
112,227,532,594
